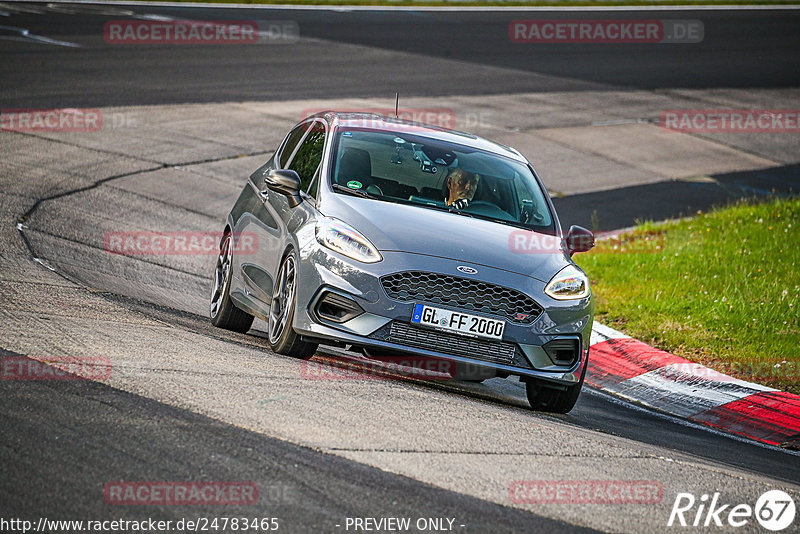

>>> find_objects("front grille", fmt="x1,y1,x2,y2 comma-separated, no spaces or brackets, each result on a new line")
387,322,517,366
381,271,542,323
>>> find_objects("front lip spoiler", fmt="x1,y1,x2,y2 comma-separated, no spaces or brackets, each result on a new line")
298,325,584,386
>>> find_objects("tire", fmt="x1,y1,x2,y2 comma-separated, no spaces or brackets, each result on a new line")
525,360,586,414
267,251,318,359
210,231,254,333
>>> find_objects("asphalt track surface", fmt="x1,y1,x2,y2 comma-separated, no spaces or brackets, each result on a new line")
2,3,800,533
1,4,800,108
2,349,589,533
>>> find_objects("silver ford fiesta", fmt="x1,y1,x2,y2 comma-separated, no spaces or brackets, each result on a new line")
210,112,595,413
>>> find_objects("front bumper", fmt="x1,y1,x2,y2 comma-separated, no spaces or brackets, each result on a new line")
292,241,593,385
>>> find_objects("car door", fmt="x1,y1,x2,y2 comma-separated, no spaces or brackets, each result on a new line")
240,119,327,310
233,121,311,311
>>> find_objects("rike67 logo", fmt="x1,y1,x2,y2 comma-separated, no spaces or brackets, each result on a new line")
668,490,796,531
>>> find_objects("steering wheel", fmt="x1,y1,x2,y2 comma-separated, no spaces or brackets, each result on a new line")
463,200,515,221
465,200,495,209
366,184,384,196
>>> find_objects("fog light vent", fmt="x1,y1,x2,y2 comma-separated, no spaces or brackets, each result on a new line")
543,338,580,366
315,291,364,323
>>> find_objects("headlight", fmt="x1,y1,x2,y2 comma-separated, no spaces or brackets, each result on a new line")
544,265,590,300
315,218,382,263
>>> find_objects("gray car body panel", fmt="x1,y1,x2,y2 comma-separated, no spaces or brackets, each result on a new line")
319,193,568,284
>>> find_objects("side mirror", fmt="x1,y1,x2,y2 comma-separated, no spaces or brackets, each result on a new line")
265,169,302,208
566,225,595,256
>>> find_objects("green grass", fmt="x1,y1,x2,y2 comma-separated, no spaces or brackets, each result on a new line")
576,197,800,393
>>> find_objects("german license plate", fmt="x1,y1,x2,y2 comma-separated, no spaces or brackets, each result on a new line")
410,304,505,340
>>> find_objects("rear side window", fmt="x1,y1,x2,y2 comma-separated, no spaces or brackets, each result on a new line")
279,123,310,169
287,121,326,192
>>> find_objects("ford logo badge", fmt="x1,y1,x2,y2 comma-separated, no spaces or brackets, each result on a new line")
457,266,478,275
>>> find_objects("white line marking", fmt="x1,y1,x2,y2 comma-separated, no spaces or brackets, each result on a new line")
590,321,630,345
134,13,175,21
0,2,48,14
661,361,777,392
609,367,764,417
23,33,82,47
33,258,56,271
0,24,81,47
15,0,800,12
43,2,134,15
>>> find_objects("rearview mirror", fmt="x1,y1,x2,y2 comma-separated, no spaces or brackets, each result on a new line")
566,225,595,256
265,169,302,208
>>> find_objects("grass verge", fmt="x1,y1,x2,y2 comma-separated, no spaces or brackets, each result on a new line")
576,197,799,394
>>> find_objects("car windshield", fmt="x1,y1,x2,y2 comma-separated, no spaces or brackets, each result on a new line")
329,129,554,231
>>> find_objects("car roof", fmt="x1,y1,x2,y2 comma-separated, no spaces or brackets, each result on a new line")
306,111,527,163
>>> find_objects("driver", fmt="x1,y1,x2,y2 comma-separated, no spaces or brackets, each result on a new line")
444,168,479,209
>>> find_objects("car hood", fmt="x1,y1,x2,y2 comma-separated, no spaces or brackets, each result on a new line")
319,193,570,283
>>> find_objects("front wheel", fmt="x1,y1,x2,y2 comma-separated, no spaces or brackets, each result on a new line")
267,252,317,359
525,361,586,414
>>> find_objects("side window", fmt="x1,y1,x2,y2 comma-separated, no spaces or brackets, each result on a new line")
287,121,326,192
279,123,310,169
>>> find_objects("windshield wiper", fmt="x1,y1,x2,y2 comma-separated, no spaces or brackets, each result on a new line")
332,183,376,199
331,185,534,229
397,199,470,217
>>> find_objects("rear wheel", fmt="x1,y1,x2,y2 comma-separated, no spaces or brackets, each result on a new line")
267,252,317,359
525,361,586,414
210,231,254,333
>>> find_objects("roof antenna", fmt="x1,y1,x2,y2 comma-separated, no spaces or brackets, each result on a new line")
394,92,399,119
